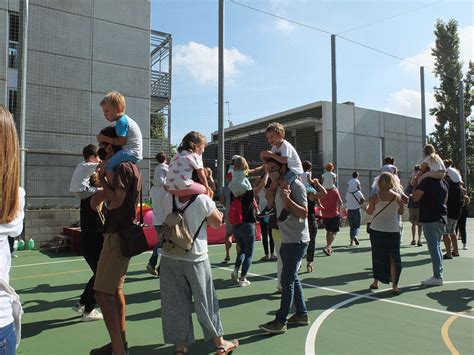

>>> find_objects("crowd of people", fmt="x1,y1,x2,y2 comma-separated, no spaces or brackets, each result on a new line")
0,91,470,354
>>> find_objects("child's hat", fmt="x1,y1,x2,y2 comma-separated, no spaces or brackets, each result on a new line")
231,155,240,161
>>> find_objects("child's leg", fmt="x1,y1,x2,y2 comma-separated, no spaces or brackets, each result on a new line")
105,150,139,183
168,182,208,197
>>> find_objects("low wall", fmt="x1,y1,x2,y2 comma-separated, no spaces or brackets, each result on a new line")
25,208,80,243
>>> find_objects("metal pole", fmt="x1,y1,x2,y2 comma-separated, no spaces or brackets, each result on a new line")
217,0,225,189
18,0,29,189
168,35,172,156
420,66,427,149
459,80,467,188
331,34,338,187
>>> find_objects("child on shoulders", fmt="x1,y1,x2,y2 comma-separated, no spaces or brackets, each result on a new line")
322,162,337,190
347,171,361,193
96,91,142,183
414,144,446,186
165,131,212,198
259,122,304,222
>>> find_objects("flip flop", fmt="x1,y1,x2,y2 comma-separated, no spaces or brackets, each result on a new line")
215,339,239,354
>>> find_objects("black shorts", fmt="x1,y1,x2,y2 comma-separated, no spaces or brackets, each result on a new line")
323,216,340,232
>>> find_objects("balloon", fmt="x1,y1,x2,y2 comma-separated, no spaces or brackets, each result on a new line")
143,209,154,226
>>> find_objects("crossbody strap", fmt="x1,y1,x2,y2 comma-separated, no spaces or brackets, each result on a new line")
350,191,360,204
370,195,396,223
191,219,206,244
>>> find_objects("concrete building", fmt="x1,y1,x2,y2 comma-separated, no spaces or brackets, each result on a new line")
205,101,422,197
0,0,170,207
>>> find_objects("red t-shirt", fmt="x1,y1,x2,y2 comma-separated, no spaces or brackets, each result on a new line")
320,188,341,218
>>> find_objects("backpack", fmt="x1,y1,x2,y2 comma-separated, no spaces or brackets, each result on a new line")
228,196,243,225
161,195,205,255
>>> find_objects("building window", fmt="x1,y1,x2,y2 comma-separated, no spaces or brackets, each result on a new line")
9,12,20,69
8,90,18,118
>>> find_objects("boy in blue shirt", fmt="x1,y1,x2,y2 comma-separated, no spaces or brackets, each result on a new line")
96,91,143,183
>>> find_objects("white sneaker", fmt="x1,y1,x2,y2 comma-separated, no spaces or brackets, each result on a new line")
82,309,104,322
238,278,251,287
463,244,469,250
72,303,85,314
231,269,239,281
421,276,443,286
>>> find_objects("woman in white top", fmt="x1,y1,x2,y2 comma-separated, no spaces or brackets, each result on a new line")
0,105,25,354
366,172,404,295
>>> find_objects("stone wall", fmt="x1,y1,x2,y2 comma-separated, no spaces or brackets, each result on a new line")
25,208,80,243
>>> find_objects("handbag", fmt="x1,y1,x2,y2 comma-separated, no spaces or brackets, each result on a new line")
366,195,396,234
118,189,150,257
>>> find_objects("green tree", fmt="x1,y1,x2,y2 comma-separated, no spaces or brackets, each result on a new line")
150,111,166,139
429,19,474,188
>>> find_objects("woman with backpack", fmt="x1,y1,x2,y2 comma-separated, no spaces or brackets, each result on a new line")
229,157,258,287
159,191,239,354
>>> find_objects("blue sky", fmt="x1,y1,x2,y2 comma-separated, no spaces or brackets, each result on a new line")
151,0,473,146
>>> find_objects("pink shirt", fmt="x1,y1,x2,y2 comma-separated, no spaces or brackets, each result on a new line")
320,188,341,218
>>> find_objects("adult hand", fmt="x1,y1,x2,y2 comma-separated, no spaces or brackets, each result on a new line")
96,133,105,143
260,150,271,160
280,187,291,201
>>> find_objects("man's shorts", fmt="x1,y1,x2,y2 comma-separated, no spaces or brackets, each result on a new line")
94,232,131,295
408,208,420,224
445,218,458,234
323,216,340,233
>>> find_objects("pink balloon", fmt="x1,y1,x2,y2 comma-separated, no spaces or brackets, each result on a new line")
143,210,154,226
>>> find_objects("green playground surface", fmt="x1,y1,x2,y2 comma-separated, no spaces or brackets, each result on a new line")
11,220,474,354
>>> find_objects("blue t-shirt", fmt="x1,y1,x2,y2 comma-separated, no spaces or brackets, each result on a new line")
417,178,448,223
115,114,143,160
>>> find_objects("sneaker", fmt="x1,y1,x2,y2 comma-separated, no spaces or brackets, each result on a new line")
421,276,443,286
72,303,85,314
238,278,251,287
287,313,309,326
354,237,360,246
410,240,416,246
417,241,423,247
90,342,128,355
277,208,290,222
231,269,239,281
146,263,158,276
259,319,287,334
443,254,453,260
463,244,469,250
82,309,104,322
258,207,275,217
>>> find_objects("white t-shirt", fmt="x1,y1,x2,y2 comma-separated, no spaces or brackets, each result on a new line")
300,171,313,190
69,161,99,193
446,167,462,183
271,140,303,175
153,163,169,188
422,154,445,172
347,178,360,193
0,188,25,328
150,185,168,226
322,171,336,189
161,194,215,262
346,190,364,210
165,150,204,191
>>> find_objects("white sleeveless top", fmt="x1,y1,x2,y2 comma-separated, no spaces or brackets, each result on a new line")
369,195,400,233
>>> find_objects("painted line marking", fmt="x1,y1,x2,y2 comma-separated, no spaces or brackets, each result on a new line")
304,281,474,355
441,308,472,355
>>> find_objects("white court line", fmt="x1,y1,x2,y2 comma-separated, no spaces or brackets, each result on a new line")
304,281,474,355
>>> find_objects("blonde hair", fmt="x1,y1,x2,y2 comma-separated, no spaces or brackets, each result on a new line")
423,144,435,157
377,172,398,192
265,122,285,138
0,105,20,223
233,156,249,175
100,91,126,112
325,162,334,171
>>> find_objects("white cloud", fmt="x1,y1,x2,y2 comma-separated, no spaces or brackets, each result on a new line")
268,0,298,33
401,25,474,73
384,88,437,134
173,42,253,85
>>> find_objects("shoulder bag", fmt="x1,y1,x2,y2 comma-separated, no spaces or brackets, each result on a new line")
118,189,150,257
